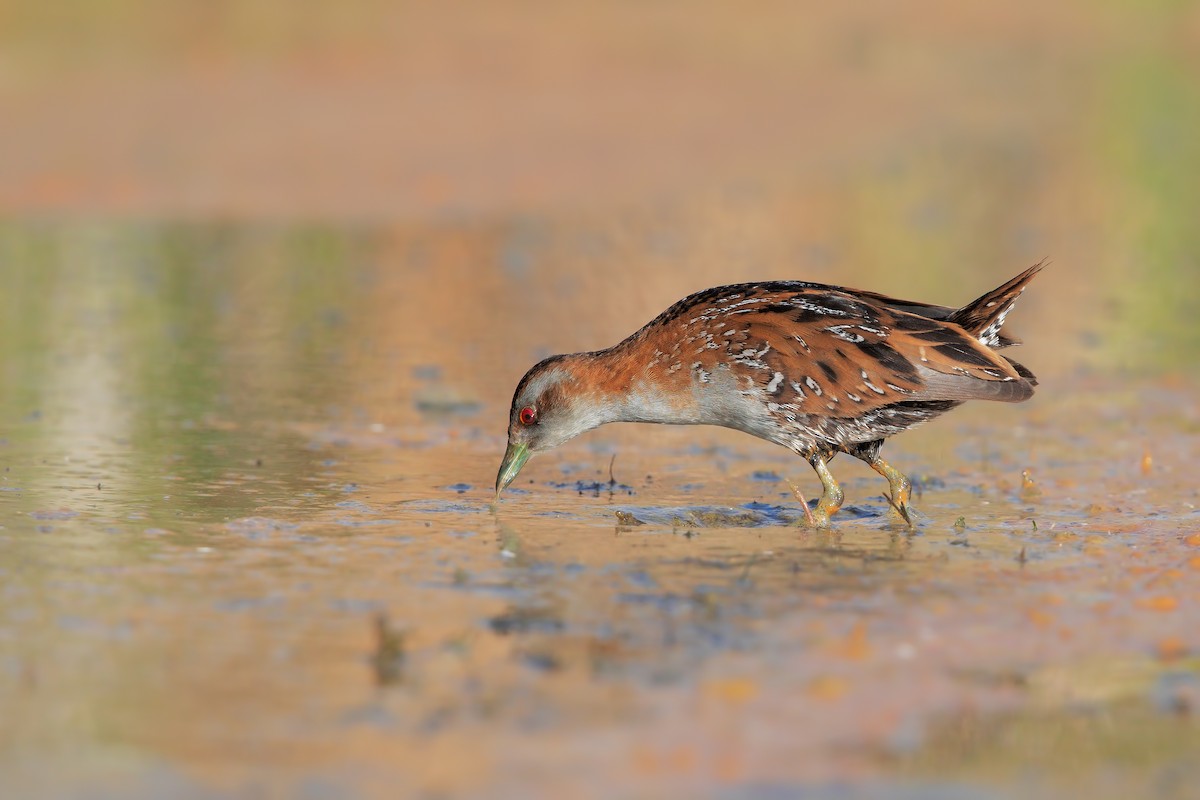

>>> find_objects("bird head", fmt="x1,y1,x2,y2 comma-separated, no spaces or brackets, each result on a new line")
494,354,609,498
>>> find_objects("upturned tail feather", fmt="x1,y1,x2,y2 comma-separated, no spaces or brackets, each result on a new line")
949,261,1045,349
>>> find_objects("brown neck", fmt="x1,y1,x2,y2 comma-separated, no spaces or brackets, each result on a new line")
561,344,702,425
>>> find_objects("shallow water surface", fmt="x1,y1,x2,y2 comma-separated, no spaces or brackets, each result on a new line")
1,223,1198,799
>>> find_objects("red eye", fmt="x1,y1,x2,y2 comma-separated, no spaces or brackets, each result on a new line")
518,406,537,425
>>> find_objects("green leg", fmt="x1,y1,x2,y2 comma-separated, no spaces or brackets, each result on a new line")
846,441,914,526
806,451,844,527
869,456,913,525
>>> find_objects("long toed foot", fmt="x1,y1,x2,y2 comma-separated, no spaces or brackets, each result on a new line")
848,440,913,525
785,477,816,527
872,457,913,525
803,451,844,527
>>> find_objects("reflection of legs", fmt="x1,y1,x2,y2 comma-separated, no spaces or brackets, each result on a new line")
848,440,912,524
807,451,843,527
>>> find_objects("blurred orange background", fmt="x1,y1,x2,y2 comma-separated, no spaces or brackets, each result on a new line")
4,0,1198,386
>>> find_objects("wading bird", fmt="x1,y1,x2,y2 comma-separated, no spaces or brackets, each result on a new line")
496,265,1041,526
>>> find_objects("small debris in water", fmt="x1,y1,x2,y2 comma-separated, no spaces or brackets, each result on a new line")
953,516,967,529
548,479,634,496
686,508,761,527
414,388,481,417
1021,469,1040,497
521,651,563,673
369,613,406,687
614,510,646,526
488,608,565,636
